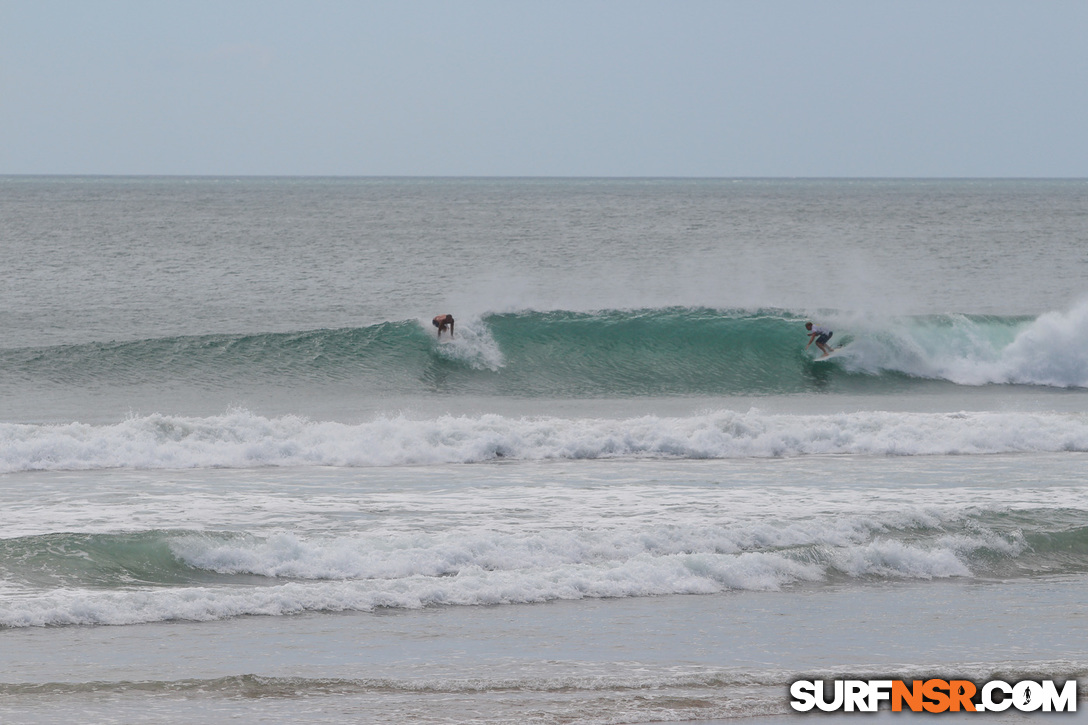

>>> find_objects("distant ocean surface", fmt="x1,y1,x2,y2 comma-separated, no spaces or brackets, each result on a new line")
1,177,1086,723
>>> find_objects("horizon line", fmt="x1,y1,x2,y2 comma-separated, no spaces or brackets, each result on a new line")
2,174,1086,181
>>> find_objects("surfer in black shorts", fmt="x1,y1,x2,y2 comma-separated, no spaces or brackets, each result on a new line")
432,314,455,339
804,322,834,357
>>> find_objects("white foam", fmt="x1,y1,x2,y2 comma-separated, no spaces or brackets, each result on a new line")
835,299,1088,388
831,539,973,579
1,527,982,626
424,315,505,370
2,407,1088,474
0,481,1063,626
999,301,1088,387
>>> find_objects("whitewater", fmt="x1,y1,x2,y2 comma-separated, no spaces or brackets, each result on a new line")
4,408,1088,473
1,177,1086,724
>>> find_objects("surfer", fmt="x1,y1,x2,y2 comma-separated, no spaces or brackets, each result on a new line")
804,322,834,357
432,314,455,339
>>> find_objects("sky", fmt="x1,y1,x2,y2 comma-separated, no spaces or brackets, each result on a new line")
1,0,1086,177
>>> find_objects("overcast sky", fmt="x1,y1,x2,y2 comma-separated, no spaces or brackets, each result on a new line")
2,0,1085,177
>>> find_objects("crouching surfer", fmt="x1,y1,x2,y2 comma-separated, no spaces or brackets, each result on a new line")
804,321,834,357
433,314,455,339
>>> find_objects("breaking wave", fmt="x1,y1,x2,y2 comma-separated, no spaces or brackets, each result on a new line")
2,504,1085,627
3,301,1088,398
2,408,1088,474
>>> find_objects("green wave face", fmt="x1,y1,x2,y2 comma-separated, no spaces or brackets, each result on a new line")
0,531,245,589
0,306,1079,397
479,309,822,395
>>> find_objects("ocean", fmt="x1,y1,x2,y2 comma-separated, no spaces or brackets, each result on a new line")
0,176,1086,723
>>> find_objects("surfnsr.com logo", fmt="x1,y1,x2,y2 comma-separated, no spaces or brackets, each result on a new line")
790,679,1078,713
